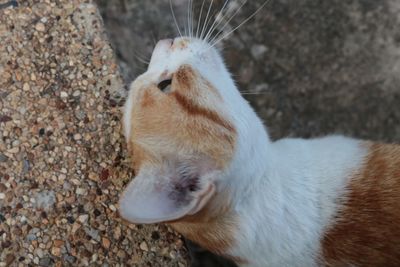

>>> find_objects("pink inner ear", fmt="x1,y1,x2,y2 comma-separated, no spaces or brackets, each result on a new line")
188,182,216,215
118,172,216,224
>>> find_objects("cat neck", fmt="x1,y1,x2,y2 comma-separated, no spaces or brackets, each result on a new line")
221,87,273,200
220,97,366,265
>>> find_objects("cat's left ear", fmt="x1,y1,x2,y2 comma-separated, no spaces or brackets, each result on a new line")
118,163,217,224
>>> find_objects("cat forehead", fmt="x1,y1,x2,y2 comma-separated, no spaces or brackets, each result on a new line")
122,37,238,168
147,37,220,76
124,66,236,162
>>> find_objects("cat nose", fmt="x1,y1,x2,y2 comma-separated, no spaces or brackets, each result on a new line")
149,39,175,68
156,39,174,49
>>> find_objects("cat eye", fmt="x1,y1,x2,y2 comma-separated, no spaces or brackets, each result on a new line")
158,79,172,93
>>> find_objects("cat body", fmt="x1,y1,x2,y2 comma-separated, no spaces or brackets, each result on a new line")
119,37,400,267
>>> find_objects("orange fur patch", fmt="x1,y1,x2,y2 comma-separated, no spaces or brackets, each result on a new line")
321,143,400,267
170,191,243,263
126,64,240,261
129,65,236,168
175,65,194,90
141,90,155,108
172,91,235,133
128,141,148,172
174,65,222,99
173,38,189,50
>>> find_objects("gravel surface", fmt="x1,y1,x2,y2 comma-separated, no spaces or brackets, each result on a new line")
0,1,187,266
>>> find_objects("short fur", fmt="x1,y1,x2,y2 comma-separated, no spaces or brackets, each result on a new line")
119,37,400,267
322,143,400,267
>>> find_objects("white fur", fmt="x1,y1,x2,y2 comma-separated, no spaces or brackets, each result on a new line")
123,85,134,140
122,38,369,266
227,135,367,266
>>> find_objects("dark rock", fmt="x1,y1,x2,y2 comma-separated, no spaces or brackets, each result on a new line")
39,257,54,267
151,231,160,240
5,254,15,265
93,208,101,217
0,115,12,123
0,154,8,162
39,128,45,136
64,254,76,264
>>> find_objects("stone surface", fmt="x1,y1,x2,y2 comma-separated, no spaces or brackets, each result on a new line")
0,1,187,266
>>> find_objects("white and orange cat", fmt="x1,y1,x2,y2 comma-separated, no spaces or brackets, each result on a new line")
118,31,400,267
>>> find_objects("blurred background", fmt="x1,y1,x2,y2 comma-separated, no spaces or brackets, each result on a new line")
95,0,400,266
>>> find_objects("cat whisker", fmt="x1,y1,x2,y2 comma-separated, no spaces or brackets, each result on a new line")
196,0,207,38
210,0,272,48
200,0,214,40
133,54,150,65
151,31,157,46
187,0,192,37
240,92,270,95
203,0,230,42
240,87,271,95
208,0,249,45
191,0,195,38
190,0,193,37
202,2,225,41
131,63,147,72
170,0,183,38
132,50,151,65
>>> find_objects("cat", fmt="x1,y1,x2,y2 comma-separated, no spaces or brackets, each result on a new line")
118,35,400,267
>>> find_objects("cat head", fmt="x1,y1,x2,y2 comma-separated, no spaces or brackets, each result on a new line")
119,37,248,224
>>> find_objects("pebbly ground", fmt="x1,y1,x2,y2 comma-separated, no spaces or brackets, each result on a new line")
0,1,187,266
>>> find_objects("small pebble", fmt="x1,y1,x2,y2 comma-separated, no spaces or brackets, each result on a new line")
76,187,86,195
0,183,7,192
140,241,149,252
39,257,53,267
169,250,177,259
53,240,64,247
0,153,8,162
23,83,30,91
102,237,111,249
60,91,68,98
5,254,15,265
73,133,82,140
71,223,81,234
35,22,46,32
78,214,88,223
85,227,100,241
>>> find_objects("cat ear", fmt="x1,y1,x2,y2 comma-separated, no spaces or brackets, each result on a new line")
118,167,216,224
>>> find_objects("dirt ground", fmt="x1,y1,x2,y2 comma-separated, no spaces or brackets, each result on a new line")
96,0,400,266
